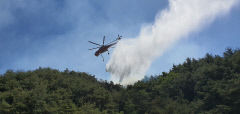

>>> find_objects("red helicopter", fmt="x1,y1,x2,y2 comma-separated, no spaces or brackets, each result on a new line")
88,35,122,61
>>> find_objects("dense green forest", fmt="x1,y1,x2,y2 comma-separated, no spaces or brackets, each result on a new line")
0,49,240,114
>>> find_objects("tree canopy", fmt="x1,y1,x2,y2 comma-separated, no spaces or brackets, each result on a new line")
0,49,240,114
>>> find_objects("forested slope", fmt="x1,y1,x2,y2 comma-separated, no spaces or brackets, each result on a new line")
0,49,240,114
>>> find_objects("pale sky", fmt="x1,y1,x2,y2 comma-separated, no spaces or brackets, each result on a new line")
0,0,239,80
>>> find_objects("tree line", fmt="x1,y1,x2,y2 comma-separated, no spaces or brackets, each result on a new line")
0,49,239,114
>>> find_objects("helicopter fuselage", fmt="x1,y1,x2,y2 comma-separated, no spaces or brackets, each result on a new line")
95,43,116,56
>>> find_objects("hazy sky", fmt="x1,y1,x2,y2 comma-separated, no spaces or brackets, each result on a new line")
0,0,239,80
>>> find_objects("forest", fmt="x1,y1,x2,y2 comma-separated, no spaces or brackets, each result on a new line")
0,49,240,114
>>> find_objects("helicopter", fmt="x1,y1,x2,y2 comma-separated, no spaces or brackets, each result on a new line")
88,35,122,61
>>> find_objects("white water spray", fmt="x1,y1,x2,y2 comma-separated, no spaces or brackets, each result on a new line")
106,0,238,85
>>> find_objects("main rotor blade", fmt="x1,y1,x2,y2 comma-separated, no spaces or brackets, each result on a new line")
88,47,100,50
88,41,101,46
103,36,105,45
101,54,104,62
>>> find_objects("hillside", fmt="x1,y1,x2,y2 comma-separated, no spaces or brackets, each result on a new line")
0,49,240,114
